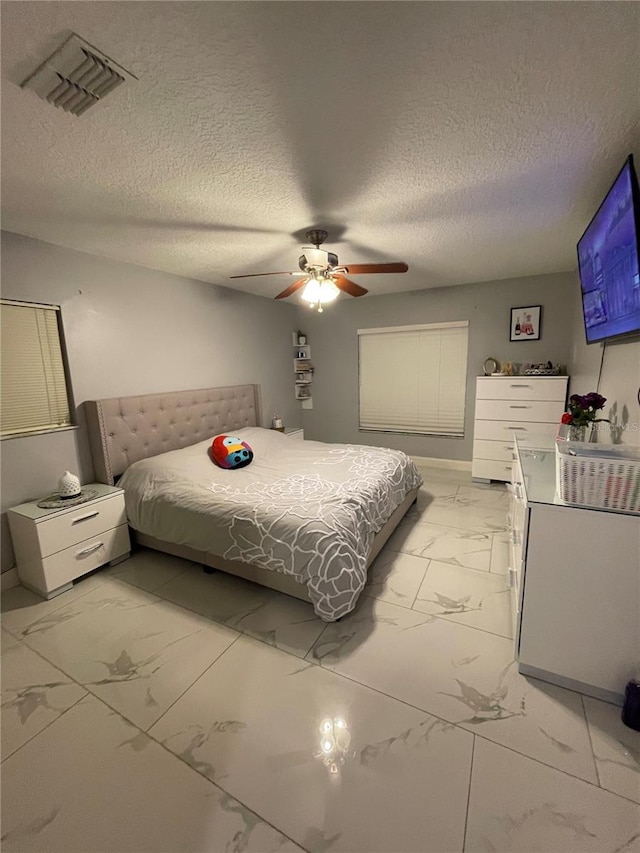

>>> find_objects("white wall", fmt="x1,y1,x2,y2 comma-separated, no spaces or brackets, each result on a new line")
298,271,576,459
568,277,640,446
567,143,640,445
1,231,300,571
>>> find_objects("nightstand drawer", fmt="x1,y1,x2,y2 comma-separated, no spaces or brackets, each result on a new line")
38,524,130,590
36,493,126,557
284,428,304,439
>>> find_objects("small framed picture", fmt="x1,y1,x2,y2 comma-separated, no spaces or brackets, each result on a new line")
510,305,541,341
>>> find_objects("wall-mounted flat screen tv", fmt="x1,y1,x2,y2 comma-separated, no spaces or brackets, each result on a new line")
577,154,640,344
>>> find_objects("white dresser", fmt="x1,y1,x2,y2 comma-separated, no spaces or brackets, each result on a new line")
472,376,568,482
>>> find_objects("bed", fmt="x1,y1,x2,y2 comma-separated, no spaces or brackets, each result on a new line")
85,384,421,621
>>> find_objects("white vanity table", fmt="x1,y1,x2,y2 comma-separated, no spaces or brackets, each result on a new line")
510,434,640,704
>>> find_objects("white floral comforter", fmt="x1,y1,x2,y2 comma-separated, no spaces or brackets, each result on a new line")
119,427,422,620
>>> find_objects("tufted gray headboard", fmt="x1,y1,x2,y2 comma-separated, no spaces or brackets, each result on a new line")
85,384,262,485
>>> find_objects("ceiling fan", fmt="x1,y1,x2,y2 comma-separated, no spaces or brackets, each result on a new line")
230,229,408,312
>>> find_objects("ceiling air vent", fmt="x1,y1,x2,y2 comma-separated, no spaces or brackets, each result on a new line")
21,33,136,117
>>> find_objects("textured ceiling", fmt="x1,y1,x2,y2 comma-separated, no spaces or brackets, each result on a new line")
1,2,639,299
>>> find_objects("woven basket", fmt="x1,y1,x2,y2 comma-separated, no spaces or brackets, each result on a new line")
556,442,640,513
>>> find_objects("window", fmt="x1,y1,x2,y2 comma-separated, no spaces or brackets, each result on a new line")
1,300,73,438
358,321,469,436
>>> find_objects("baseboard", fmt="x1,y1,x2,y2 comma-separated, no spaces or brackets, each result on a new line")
411,455,472,472
1,567,19,592
518,662,623,706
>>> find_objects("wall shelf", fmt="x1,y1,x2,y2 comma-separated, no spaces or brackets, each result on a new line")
293,337,313,408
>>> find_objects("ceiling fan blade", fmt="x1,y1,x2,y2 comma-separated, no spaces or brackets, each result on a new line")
334,274,368,297
275,278,308,300
230,271,298,279
339,263,409,275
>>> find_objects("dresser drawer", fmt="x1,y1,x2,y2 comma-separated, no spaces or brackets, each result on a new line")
472,458,513,481
35,493,126,557
37,524,130,590
474,419,560,442
473,439,516,463
476,377,568,402
475,399,564,423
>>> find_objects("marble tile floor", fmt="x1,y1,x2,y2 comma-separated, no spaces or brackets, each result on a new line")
1,465,638,852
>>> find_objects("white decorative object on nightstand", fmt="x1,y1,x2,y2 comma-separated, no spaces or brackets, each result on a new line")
7,483,130,599
57,470,81,498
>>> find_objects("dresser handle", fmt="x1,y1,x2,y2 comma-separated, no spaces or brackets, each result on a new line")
509,405,530,409
510,384,531,388
72,511,99,525
507,426,527,431
504,445,514,450
76,542,104,558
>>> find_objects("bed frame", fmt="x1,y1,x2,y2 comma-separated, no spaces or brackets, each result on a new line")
85,384,418,605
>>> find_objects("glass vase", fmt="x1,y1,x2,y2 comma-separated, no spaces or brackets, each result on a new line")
557,423,590,442
567,424,588,442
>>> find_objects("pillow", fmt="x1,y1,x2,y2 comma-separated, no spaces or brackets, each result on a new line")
211,434,253,469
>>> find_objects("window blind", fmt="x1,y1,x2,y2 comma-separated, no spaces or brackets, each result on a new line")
1,301,72,437
358,321,469,436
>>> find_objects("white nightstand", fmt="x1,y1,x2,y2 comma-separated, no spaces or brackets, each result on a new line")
7,484,130,600
284,427,304,439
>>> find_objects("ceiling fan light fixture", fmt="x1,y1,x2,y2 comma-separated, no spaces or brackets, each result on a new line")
232,229,408,304
300,277,320,305
301,276,339,311
319,278,339,302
